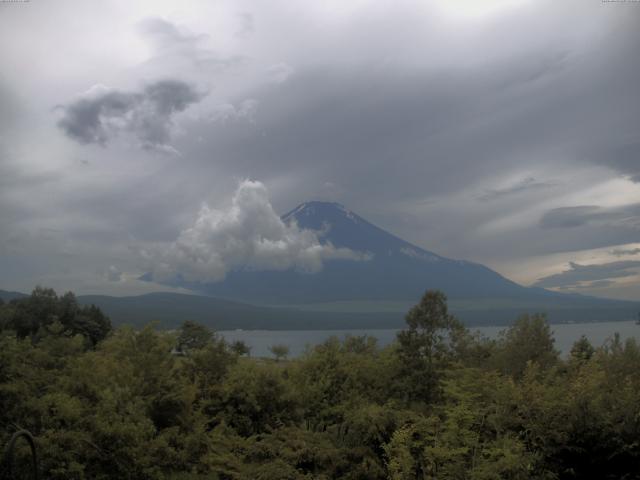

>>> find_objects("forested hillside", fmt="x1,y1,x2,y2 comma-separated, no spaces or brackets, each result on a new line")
1,288,640,479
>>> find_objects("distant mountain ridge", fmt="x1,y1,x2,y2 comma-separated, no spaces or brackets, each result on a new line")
75,292,402,330
1,289,637,329
0,289,403,330
0,289,28,302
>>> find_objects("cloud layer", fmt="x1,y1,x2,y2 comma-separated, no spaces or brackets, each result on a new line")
57,79,204,152
611,248,640,257
533,261,640,289
540,204,640,230
477,176,557,202
598,143,640,184
148,180,368,282
1,0,639,299
137,17,243,73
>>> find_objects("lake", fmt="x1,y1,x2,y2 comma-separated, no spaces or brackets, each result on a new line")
219,320,640,358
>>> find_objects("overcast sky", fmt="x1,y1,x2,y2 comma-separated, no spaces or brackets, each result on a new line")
1,0,639,299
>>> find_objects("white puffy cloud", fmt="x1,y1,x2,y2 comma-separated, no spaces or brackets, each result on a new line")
149,180,368,282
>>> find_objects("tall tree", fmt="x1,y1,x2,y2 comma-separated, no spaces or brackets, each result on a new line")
269,344,290,362
176,320,213,353
396,290,465,403
230,339,251,357
495,313,558,378
2,287,111,346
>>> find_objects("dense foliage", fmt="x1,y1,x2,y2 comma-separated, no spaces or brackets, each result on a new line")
2,288,640,479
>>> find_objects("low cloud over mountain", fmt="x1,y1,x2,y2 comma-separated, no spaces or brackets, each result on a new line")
146,180,368,282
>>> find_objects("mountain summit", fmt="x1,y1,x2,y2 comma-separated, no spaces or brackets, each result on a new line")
282,201,444,260
183,201,532,303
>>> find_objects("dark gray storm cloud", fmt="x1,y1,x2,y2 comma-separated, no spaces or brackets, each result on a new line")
159,13,640,264
540,206,601,229
599,143,640,183
533,261,640,288
611,248,640,257
180,60,569,199
507,204,640,258
540,204,640,229
57,79,205,152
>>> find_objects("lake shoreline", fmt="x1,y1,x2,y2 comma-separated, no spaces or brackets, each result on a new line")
219,320,640,358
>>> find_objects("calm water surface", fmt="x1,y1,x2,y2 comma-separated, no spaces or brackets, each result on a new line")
219,321,640,358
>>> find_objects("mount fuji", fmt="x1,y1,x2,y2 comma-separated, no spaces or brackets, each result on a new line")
158,202,628,309
160,201,527,304
125,201,638,326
